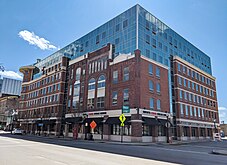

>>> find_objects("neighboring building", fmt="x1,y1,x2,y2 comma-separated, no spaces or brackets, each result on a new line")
18,4,219,142
0,76,22,97
18,57,69,135
171,56,218,140
220,124,227,136
0,96,19,130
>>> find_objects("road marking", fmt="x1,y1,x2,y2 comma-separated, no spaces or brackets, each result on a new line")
179,144,227,150
35,155,69,165
151,146,209,155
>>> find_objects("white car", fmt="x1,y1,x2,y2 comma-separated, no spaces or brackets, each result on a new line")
12,128,23,135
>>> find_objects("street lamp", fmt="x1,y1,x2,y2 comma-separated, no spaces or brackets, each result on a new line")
166,114,171,143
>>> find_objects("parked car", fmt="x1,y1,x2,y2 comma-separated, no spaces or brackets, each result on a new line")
12,128,23,135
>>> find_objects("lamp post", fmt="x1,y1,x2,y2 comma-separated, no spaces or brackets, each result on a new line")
166,114,171,143
213,119,216,133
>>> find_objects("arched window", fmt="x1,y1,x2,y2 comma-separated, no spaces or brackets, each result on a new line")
88,78,96,90
98,75,106,88
75,67,81,81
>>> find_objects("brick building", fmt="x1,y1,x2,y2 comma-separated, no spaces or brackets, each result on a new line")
171,56,218,140
0,96,19,130
65,44,170,142
18,56,69,135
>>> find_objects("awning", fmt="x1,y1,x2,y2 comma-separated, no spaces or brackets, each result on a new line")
83,118,104,124
65,117,82,124
143,117,160,125
36,119,56,125
105,117,131,124
158,119,173,127
158,119,167,125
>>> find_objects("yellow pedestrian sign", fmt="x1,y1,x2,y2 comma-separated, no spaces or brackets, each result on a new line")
119,114,126,127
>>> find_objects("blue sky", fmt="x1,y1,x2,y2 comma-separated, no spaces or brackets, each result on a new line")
0,0,226,122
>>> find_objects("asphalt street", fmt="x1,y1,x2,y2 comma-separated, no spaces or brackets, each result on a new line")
0,132,227,165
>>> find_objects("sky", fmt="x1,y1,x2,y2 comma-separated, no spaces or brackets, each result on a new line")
0,0,226,123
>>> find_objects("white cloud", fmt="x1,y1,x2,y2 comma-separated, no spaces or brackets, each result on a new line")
18,30,57,50
0,71,23,80
219,107,227,123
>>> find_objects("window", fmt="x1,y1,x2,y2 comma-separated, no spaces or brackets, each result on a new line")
98,75,106,88
180,104,184,115
189,93,192,102
183,66,186,73
185,105,188,116
191,82,194,90
196,84,198,91
150,98,154,109
194,108,197,117
180,90,183,99
115,38,120,44
156,67,160,77
190,106,193,116
157,99,161,110
73,82,80,96
158,42,162,49
102,32,106,39
146,35,150,44
71,69,74,79
153,53,157,61
112,91,118,106
146,20,150,30
68,100,71,108
97,97,104,108
146,49,150,58
152,38,156,47
156,83,161,93
88,78,96,90
69,85,72,96
178,77,182,85
198,108,201,117
123,89,129,105
116,24,120,32
87,98,94,109
149,80,154,91
96,35,100,44
85,41,89,47
184,92,187,100
123,67,129,81
178,63,181,72
149,64,153,75
188,81,191,88
113,70,118,84
76,68,81,81
123,20,128,28
184,78,186,87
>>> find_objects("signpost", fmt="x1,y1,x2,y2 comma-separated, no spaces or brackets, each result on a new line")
119,114,126,143
89,120,97,140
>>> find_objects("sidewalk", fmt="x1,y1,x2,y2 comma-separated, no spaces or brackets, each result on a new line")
25,134,213,146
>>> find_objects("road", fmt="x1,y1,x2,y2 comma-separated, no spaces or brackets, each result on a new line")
0,133,227,165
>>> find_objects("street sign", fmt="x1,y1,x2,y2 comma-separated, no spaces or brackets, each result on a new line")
38,123,43,127
122,105,130,113
90,120,97,129
119,114,126,123
119,114,126,127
